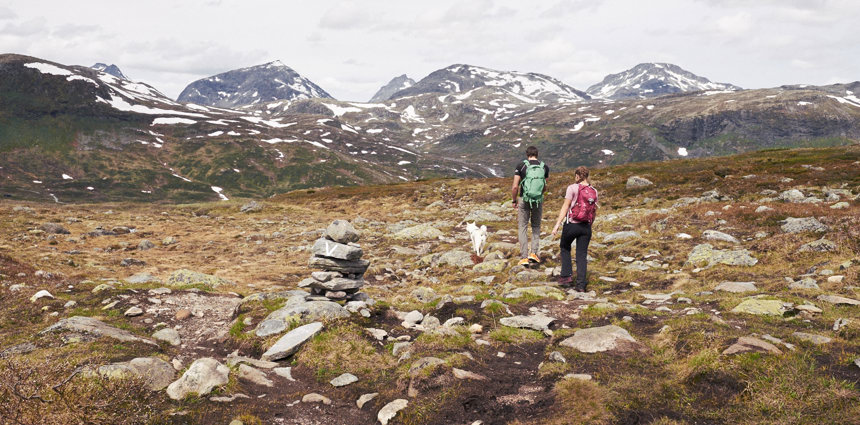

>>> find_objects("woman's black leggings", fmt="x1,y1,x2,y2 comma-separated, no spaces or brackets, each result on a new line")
560,221,592,288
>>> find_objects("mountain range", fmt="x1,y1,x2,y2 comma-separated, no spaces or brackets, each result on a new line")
1,53,858,202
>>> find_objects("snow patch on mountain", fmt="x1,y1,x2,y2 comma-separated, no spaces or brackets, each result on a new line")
587,63,740,100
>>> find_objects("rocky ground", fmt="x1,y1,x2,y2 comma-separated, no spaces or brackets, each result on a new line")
1,146,859,425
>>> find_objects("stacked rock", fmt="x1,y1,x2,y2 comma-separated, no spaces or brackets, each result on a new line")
302,220,370,301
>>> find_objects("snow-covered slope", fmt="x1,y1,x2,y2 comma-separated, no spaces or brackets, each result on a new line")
587,63,741,100
389,64,589,103
177,61,333,108
369,74,415,102
91,63,128,80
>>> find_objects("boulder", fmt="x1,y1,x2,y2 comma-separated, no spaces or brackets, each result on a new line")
311,238,363,261
464,210,504,222
788,277,819,290
778,189,805,203
166,269,233,288
166,358,229,400
96,357,175,391
152,328,181,346
780,217,828,234
435,250,473,267
472,259,507,273
41,316,157,346
626,176,653,190
265,300,349,325
715,281,757,293
240,201,262,213
730,299,787,316
308,256,369,274
255,319,287,337
722,336,782,355
261,322,324,361
559,325,640,353
325,220,360,244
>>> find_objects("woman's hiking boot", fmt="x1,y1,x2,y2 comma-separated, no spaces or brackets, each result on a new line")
557,276,573,287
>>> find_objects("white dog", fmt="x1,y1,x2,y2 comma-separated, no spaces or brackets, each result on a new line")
466,222,488,257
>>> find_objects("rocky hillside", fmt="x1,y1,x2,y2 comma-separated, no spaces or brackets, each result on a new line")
587,63,741,100
0,145,857,424
370,74,415,102
91,63,128,80
0,54,489,203
177,61,333,108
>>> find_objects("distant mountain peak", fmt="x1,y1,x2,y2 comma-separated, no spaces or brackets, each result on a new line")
91,63,128,80
388,64,589,103
177,61,333,107
369,74,416,102
587,62,740,99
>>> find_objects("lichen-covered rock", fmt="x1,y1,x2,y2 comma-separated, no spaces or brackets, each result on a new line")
797,238,836,253
603,231,640,243
41,316,157,346
311,238,363,261
780,217,828,234
559,325,640,353
626,176,653,190
687,244,757,267
261,322,324,361
393,224,443,240
166,269,233,288
730,299,787,316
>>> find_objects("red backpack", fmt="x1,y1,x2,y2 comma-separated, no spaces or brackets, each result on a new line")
568,184,598,223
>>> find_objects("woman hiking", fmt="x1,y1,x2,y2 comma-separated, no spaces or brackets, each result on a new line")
551,166,598,292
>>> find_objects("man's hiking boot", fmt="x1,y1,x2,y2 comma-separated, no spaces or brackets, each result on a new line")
528,253,541,264
518,258,531,267
557,276,573,287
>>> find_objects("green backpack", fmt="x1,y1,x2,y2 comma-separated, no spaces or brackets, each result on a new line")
520,160,546,207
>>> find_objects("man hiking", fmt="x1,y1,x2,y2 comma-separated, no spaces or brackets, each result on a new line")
511,146,549,267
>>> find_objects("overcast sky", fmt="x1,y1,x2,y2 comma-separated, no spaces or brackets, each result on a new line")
1,0,858,101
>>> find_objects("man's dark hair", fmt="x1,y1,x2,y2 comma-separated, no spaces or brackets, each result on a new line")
525,146,538,158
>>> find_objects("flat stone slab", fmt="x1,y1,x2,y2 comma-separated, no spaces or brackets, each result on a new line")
261,322,324,361
722,336,782,355
559,325,638,353
378,399,409,425
499,314,555,332
817,295,860,306
330,373,358,387
603,231,640,243
452,368,487,380
166,358,229,400
715,281,758,293
308,256,369,274
393,224,443,240
504,286,565,300
238,364,274,387
256,319,287,337
357,392,378,409
41,316,157,346
731,299,787,316
312,238,363,261
792,332,832,345
305,277,364,292
703,230,739,244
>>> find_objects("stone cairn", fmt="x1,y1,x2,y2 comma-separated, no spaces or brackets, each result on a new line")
301,220,369,301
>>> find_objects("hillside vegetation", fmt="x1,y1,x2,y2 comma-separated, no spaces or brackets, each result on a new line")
0,146,858,424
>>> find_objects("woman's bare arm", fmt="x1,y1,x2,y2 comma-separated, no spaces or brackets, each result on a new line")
551,198,572,236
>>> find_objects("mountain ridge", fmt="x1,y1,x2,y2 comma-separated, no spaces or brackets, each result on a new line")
587,62,740,100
